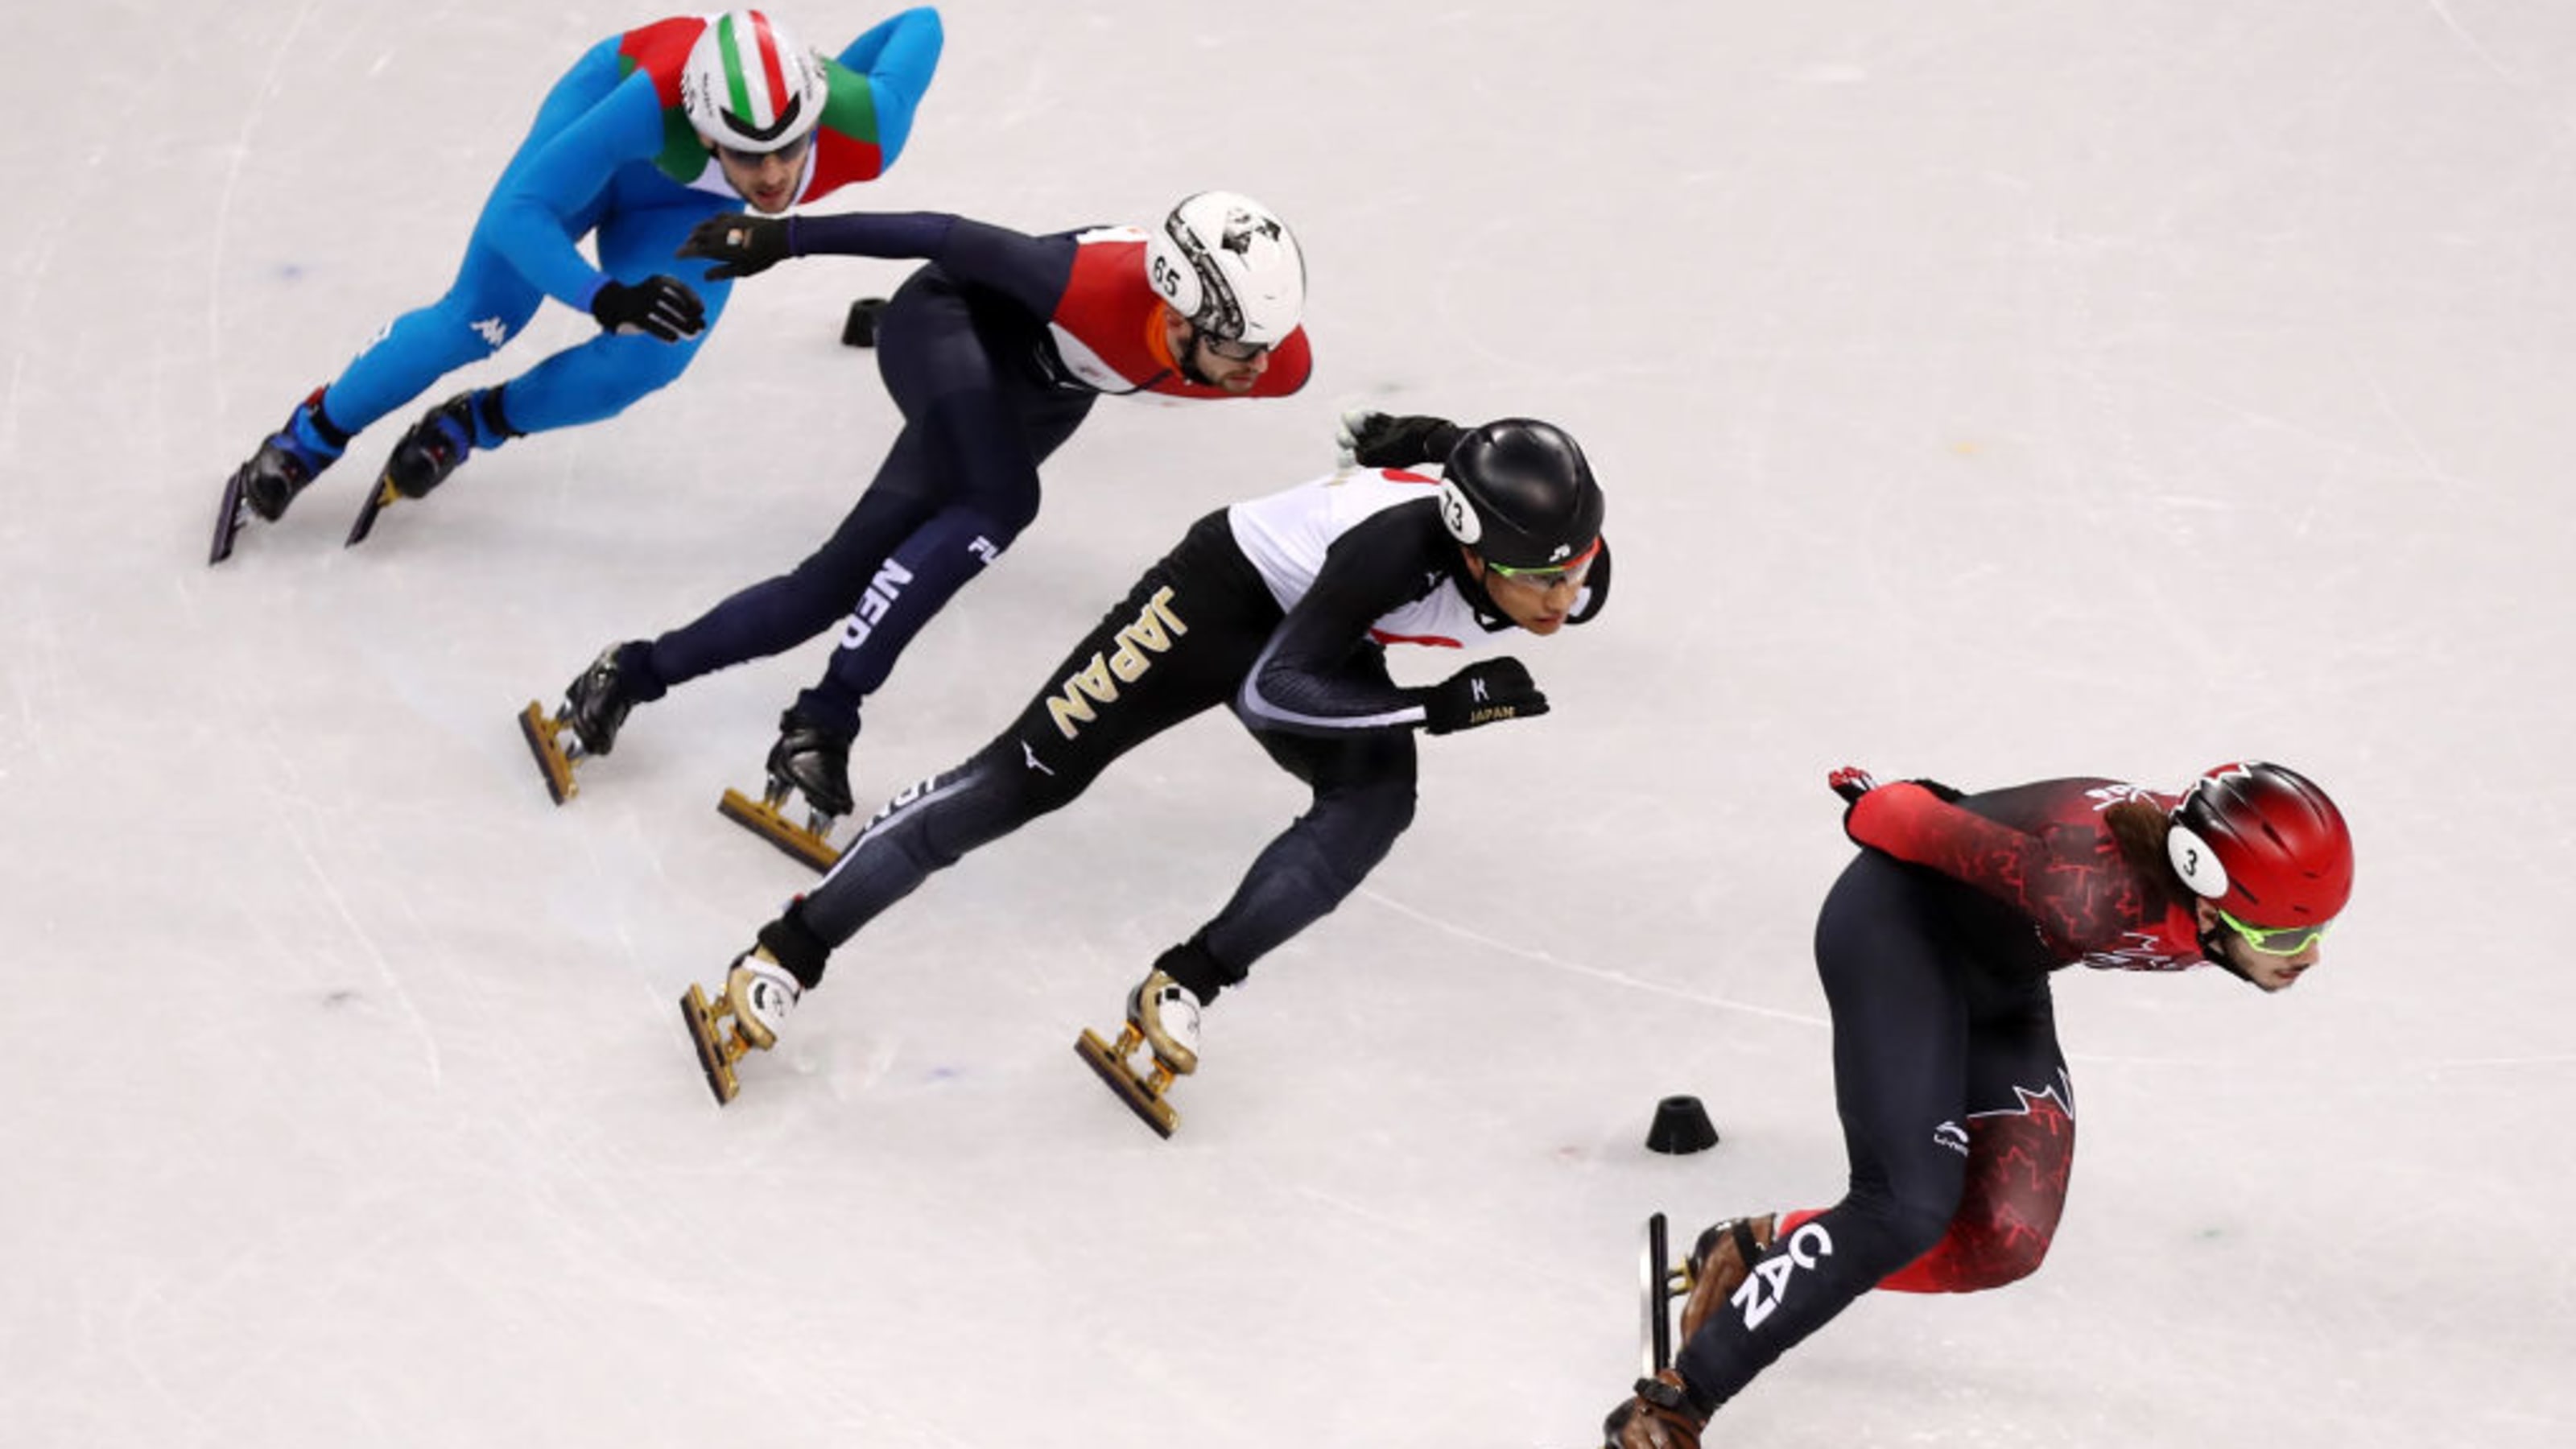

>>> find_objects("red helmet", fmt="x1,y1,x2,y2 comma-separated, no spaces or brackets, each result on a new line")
2165,762,2354,927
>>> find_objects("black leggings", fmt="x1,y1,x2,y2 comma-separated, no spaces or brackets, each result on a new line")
1677,850,2075,1410
643,267,1096,723
794,512,1419,985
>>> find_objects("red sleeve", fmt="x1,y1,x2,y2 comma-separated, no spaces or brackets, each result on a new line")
1847,781,2202,965
1845,782,2046,906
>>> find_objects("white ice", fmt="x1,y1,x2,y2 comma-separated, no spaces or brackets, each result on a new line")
6,1,2572,1445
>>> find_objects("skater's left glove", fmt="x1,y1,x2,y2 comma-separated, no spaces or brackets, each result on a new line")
590,275,708,341
679,214,794,279
1337,409,1463,470
1418,657,1548,735
1601,1368,1707,1449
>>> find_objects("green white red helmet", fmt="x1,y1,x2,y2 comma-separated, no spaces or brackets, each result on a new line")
683,11,828,154
1145,191,1307,347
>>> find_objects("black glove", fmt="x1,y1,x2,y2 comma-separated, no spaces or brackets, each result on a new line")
1338,409,1463,469
1418,657,1547,735
589,275,707,341
678,214,793,280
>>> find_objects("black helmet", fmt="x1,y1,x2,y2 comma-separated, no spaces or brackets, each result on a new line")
1437,419,1605,570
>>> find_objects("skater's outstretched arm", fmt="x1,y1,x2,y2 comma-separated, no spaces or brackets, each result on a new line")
680,211,1072,317
816,6,945,171
484,76,672,310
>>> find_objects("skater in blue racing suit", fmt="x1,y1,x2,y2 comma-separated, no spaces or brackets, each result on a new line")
211,7,942,559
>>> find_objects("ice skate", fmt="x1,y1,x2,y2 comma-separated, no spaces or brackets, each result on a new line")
677,947,801,1105
518,643,652,804
1072,970,1203,1139
347,391,482,546
716,708,857,872
1600,1369,1704,1449
1675,1212,1777,1341
211,398,341,564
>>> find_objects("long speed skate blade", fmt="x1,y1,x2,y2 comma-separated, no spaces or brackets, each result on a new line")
717,787,842,872
1074,1028,1179,1139
680,983,745,1105
210,473,251,565
1643,1212,1673,1373
518,701,581,805
344,477,398,547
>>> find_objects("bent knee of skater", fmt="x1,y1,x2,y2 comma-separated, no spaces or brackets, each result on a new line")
597,333,705,395
1850,1196,1965,1269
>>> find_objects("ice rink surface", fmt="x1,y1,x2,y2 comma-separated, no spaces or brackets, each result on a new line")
6,1,2573,1444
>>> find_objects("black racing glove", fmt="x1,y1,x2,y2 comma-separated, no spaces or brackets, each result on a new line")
1338,409,1463,469
1418,657,1548,735
589,275,707,341
678,213,793,280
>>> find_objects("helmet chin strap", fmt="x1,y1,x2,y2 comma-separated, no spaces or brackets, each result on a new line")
2195,914,2260,985
1174,327,1218,388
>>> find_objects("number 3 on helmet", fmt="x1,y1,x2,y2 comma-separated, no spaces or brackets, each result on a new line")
2165,762,2355,929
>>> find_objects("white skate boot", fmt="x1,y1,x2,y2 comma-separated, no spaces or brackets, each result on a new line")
1073,968,1206,1139
679,946,803,1105
724,950,803,1051
1130,970,1203,1075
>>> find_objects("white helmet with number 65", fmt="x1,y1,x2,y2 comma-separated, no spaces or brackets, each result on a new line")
1145,191,1307,348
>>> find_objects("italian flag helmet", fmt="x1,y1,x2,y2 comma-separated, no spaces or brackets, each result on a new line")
682,10,828,153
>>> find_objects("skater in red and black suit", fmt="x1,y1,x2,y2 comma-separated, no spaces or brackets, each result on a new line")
530,191,1312,829
1604,762,2357,1448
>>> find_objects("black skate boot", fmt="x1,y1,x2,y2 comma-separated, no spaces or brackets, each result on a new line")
766,707,857,818
385,390,514,498
716,707,859,872
517,642,659,806
212,390,346,563
349,390,516,547
563,642,656,757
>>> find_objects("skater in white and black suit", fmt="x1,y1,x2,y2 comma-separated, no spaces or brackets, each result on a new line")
683,414,1612,1111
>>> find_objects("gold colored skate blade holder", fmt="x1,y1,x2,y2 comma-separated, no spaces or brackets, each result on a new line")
1074,1025,1179,1138
679,982,746,1105
517,701,582,804
717,786,843,873
345,476,400,547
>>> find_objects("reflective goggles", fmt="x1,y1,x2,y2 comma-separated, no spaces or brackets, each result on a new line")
714,131,814,169
1195,331,1271,363
2216,908,2330,957
1484,538,1602,591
